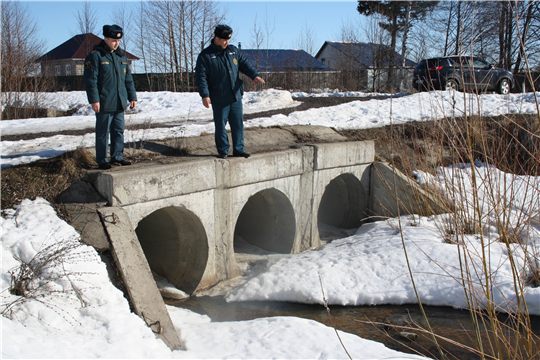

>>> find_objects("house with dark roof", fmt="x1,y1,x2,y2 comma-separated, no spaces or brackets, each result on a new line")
315,41,415,71
237,47,335,91
36,33,139,77
240,48,330,72
315,41,416,91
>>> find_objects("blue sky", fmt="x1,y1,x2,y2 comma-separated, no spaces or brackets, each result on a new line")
24,1,363,55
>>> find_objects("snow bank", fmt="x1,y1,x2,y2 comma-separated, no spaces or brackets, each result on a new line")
1,198,173,358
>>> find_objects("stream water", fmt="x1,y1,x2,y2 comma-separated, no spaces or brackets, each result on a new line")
167,293,539,359
165,229,539,359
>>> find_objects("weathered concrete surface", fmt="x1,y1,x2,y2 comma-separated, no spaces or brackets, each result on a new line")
98,207,183,351
370,162,446,219
57,179,108,204
95,159,217,206
280,125,348,143
63,204,110,250
312,141,374,170
57,179,110,251
164,125,348,157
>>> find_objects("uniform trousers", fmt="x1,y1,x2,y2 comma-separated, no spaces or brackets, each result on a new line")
211,100,244,156
95,111,125,165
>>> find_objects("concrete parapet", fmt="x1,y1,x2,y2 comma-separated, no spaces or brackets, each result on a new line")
93,142,375,207
95,159,218,206
222,149,306,188
312,141,375,170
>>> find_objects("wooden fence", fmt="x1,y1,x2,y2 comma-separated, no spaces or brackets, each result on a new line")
13,71,540,94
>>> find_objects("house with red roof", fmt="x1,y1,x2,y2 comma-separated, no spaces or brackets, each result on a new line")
36,33,139,77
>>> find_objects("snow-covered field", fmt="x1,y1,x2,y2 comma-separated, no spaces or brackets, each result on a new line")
2,89,539,358
2,89,539,168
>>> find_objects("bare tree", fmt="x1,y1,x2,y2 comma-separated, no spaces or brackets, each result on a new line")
111,2,133,53
249,14,265,50
249,9,276,69
133,1,151,88
329,18,371,91
138,0,225,92
296,21,318,56
263,10,276,51
363,14,392,92
196,0,226,50
294,21,319,91
74,1,97,35
249,14,265,70
398,1,412,91
1,1,51,119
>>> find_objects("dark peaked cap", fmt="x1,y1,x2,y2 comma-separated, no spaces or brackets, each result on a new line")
215,24,232,39
103,24,123,39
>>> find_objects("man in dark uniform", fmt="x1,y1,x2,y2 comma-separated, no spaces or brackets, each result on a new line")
84,24,137,170
195,24,265,159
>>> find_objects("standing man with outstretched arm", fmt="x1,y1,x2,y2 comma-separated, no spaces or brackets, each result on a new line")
195,24,265,159
84,24,137,170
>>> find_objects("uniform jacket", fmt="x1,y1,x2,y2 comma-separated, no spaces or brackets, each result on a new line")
83,41,137,113
195,41,259,104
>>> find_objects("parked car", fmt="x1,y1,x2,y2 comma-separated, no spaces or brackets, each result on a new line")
413,56,514,94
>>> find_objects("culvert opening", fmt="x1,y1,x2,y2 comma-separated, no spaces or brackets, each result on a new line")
318,173,367,241
135,206,208,295
234,189,296,254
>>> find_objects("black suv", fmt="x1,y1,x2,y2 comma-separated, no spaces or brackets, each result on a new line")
413,56,514,94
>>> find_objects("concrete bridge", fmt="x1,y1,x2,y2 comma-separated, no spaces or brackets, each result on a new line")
94,141,376,292
63,140,440,350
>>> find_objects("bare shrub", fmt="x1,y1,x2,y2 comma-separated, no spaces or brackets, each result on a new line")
1,1,56,120
2,235,98,325
381,107,540,358
1,148,92,211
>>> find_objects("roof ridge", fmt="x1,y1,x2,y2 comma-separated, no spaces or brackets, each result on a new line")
74,33,92,59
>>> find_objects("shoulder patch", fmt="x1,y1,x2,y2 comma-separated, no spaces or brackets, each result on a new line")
85,60,91,70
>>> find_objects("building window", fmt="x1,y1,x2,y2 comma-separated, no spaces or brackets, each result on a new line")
55,65,61,76
65,64,71,76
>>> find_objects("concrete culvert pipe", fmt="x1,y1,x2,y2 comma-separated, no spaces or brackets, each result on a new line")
318,173,367,230
234,189,296,254
135,206,208,295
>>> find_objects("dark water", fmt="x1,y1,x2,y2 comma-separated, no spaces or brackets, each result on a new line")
167,296,540,360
